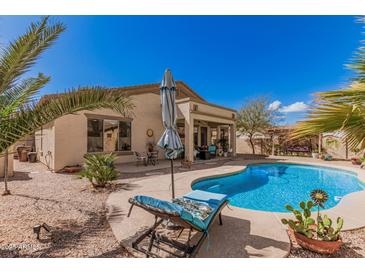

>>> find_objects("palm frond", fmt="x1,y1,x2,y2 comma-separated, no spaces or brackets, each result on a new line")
0,73,50,118
0,16,65,93
291,89,365,149
0,87,134,153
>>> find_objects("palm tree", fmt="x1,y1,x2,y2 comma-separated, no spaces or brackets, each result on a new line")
291,83,365,150
0,17,133,195
292,18,365,150
236,97,276,154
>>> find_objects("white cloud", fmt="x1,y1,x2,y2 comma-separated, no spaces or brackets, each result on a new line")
280,102,309,113
268,100,282,111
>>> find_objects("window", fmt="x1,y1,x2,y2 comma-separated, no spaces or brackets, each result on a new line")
87,119,103,152
87,118,132,153
103,120,119,152
210,128,217,145
200,127,208,146
193,126,199,146
118,121,131,151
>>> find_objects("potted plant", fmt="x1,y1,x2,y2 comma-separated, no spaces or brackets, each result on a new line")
217,138,229,157
147,142,155,152
323,154,333,161
351,156,362,165
312,149,319,159
360,156,365,167
281,189,343,254
350,148,362,164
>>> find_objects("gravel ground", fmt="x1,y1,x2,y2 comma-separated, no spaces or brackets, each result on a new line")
288,228,365,258
0,161,134,258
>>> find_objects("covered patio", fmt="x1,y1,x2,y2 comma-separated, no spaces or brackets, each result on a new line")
175,97,237,162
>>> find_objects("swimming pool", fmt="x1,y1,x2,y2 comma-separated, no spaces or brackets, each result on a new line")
192,163,365,212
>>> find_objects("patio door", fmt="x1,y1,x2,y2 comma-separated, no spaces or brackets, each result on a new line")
200,127,208,147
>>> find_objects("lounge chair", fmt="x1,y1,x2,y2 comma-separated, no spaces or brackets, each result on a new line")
127,190,228,258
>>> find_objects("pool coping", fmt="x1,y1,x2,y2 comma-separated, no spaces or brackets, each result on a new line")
190,158,365,232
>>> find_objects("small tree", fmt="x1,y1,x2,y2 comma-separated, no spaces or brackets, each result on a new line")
236,97,276,154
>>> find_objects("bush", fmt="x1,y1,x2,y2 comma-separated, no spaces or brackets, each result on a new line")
79,153,119,187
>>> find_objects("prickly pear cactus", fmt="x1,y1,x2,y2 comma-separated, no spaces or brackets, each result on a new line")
317,215,344,241
281,200,316,239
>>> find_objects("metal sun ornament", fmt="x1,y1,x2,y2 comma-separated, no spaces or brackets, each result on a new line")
310,189,329,208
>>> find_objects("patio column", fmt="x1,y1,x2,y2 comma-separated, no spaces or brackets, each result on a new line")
318,133,322,154
184,117,194,162
271,134,275,156
217,126,221,140
229,124,236,156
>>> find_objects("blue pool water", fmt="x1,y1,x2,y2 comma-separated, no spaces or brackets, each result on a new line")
192,163,365,212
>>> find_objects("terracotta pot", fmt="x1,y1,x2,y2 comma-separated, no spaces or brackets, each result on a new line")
291,230,342,255
351,158,361,165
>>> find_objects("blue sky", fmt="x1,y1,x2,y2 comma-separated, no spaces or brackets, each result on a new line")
0,16,362,124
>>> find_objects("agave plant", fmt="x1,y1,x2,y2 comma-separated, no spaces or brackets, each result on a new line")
0,17,133,195
292,18,365,151
79,153,119,188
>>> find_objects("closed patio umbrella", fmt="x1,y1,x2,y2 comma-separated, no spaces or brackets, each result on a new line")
157,68,183,199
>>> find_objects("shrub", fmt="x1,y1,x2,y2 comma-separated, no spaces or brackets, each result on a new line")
79,153,119,187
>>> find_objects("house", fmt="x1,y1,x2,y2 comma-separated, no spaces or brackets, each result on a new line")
35,81,237,171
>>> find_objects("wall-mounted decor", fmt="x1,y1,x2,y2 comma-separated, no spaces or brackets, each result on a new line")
146,128,154,137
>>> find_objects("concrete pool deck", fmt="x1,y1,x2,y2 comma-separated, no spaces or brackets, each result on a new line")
106,156,365,258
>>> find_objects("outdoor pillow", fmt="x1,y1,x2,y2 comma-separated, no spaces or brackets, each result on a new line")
183,190,227,207
172,197,213,221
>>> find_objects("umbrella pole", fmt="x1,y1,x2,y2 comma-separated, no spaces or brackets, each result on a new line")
171,159,175,199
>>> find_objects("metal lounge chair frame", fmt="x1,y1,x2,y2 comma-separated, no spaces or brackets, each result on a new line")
127,197,228,258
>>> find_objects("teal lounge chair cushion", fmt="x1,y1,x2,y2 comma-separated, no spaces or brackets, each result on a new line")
134,195,183,215
133,190,227,231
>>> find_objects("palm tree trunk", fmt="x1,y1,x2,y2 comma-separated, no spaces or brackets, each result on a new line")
2,148,10,195
249,136,255,154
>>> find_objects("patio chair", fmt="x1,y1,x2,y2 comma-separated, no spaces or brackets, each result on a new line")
208,144,217,158
147,150,159,166
127,190,228,258
135,152,147,166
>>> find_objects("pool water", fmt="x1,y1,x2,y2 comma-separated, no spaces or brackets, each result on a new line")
192,163,365,212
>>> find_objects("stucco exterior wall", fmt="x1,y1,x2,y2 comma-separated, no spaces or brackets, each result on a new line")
13,134,35,150
35,93,165,171
35,122,56,169
236,136,264,154
0,148,14,178
322,136,356,160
